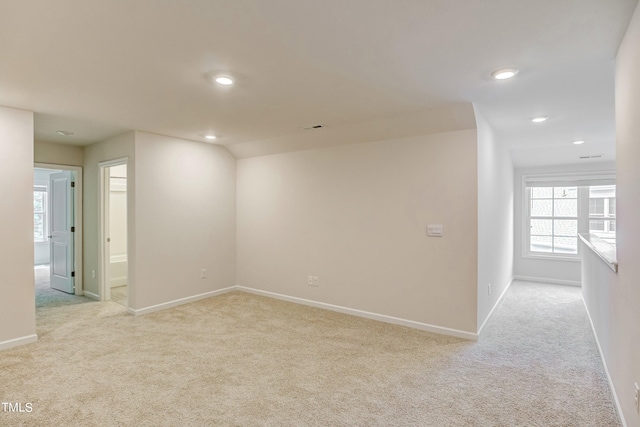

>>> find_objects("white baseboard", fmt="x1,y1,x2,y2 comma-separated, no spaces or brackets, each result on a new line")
83,291,100,300
513,275,581,287
582,298,627,427
110,277,127,288
236,286,477,341
0,334,38,351
128,286,237,316
477,277,513,336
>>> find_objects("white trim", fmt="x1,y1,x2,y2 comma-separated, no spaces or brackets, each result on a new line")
521,253,581,263
477,277,513,335
98,157,129,168
128,286,237,316
236,286,478,341
125,286,477,340
582,298,627,427
109,176,127,192
522,171,616,188
83,291,100,300
99,158,129,304
110,254,127,263
0,334,38,351
34,163,83,296
513,275,581,287
110,277,127,288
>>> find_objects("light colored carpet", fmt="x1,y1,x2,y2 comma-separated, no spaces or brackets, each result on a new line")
1,280,620,426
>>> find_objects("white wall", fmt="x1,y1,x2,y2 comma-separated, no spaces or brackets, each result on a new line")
34,141,83,166
475,107,514,332
586,4,640,425
237,130,478,335
580,239,615,363
513,162,616,285
0,106,36,349
133,132,236,309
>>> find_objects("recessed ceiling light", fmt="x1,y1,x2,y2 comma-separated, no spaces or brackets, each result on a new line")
204,135,217,140
531,116,549,123
56,130,74,136
573,140,585,145
214,76,233,86
491,68,519,80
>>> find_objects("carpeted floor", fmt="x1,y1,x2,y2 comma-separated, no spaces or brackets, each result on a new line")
0,279,620,426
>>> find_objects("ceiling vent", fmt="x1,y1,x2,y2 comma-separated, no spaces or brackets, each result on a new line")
302,124,326,130
579,154,604,160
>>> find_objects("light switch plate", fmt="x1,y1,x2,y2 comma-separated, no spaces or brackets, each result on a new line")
427,224,444,237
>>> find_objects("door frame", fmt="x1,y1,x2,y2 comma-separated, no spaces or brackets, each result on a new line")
99,158,128,304
34,163,83,296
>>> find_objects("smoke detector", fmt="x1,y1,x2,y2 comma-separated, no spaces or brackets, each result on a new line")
302,124,326,130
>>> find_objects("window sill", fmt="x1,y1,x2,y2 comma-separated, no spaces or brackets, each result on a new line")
522,253,581,263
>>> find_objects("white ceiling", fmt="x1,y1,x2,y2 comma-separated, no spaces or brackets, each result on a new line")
0,0,637,164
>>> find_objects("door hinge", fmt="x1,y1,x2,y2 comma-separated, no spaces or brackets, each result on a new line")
71,271,75,277
71,226,75,232
71,182,75,188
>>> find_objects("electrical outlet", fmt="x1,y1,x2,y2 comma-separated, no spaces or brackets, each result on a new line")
201,269,207,279
634,382,639,414
488,283,492,296
308,276,319,287
313,276,319,287
92,270,96,279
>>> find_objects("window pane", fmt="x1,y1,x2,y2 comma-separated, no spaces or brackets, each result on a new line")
34,213,44,240
554,199,577,217
531,236,552,253
531,219,552,236
610,221,616,232
609,198,616,216
590,220,604,232
34,191,45,213
554,219,577,237
532,187,552,199
554,237,577,254
589,198,604,216
554,187,577,199
531,199,552,217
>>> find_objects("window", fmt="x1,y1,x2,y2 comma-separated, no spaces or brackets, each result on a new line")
529,186,578,254
34,186,47,242
523,173,616,259
589,185,616,243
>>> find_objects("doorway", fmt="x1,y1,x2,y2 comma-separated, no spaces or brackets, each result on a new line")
100,159,128,307
33,164,84,300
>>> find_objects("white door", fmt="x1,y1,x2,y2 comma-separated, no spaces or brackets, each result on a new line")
49,171,75,294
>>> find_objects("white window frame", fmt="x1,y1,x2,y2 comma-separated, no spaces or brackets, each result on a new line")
521,172,615,262
587,185,616,242
34,185,48,243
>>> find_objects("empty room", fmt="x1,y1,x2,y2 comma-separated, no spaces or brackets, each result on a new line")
1,1,640,426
